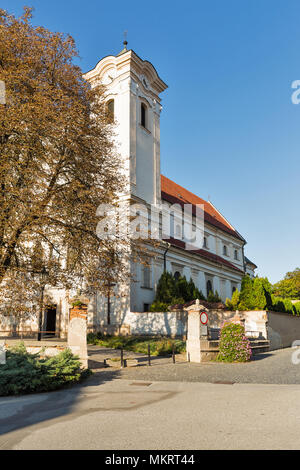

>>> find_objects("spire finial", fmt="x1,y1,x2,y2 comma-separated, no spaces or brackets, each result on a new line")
123,30,128,49
116,31,129,56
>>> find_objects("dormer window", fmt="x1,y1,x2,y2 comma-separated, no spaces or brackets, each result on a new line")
106,99,114,123
141,102,147,128
223,245,228,256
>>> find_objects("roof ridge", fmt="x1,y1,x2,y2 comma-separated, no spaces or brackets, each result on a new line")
160,174,245,242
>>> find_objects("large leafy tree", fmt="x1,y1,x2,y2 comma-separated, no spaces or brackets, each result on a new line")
273,268,300,300
0,7,129,310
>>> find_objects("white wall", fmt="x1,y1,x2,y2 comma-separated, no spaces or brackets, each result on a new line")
122,311,187,337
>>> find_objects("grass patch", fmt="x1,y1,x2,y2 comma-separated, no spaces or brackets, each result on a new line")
0,342,91,396
87,333,186,356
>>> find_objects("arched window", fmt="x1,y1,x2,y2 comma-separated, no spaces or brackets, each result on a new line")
234,249,238,260
141,103,147,128
223,245,228,256
203,237,208,248
232,286,237,295
174,271,181,282
206,280,213,297
106,99,114,123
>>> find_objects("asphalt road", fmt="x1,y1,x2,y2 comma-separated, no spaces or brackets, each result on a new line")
1,347,300,450
1,377,300,450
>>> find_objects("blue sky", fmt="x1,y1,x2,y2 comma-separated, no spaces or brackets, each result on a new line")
3,0,300,283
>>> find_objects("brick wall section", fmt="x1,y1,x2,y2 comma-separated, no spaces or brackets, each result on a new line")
69,306,88,322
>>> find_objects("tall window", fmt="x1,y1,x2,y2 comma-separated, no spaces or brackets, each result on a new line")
234,249,238,260
174,271,181,282
203,237,208,248
106,99,114,123
223,245,228,256
206,280,213,297
142,265,151,288
141,103,147,128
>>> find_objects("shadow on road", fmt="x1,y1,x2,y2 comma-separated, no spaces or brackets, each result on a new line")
0,366,120,438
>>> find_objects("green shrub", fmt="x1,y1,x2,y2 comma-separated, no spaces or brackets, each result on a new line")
207,290,221,303
225,289,240,310
216,322,252,363
283,298,295,315
225,276,283,313
150,272,206,311
71,300,87,307
0,343,91,396
87,334,186,356
87,332,98,344
238,276,255,310
271,296,296,315
294,302,300,316
149,301,169,312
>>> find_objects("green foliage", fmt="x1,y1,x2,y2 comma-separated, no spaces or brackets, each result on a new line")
238,276,255,310
207,290,221,303
0,343,91,396
216,322,252,362
150,271,206,311
273,268,300,300
226,275,273,312
155,272,176,304
87,334,186,356
71,300,86,307
225,289,240,310
149,301,170,312
225,275,300,315
294,302,300,316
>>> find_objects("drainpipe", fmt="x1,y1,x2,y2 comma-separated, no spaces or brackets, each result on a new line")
242,243,246,274
163,242,171,272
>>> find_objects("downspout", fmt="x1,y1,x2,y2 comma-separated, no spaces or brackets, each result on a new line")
242,243,246,274
163,242,171,272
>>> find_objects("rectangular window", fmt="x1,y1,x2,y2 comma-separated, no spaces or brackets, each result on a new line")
144,303,150,312
142,265,151,288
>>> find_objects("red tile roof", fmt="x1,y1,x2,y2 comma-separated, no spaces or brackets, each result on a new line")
163,237,244,274
161,175,245,241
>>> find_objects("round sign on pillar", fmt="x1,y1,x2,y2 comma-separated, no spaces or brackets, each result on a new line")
200,311,208,325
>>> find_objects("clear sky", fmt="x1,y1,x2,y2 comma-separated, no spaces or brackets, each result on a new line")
2,0,300,283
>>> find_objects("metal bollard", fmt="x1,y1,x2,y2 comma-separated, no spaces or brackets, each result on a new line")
148,344,151,366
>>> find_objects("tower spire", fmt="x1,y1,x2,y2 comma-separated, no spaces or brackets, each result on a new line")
123,30,128,49
117,30,128,56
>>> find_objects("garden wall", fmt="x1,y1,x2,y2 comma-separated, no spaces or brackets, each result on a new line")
119,309,268,339
121,311,187,337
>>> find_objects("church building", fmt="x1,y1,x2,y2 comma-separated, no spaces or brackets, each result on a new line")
80,42,256,329
2,43,256,338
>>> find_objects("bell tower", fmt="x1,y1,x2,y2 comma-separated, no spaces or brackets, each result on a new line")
83,43,168,206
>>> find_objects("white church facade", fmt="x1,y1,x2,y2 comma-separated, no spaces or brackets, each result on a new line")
1,43,256,338
79,43,257,330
